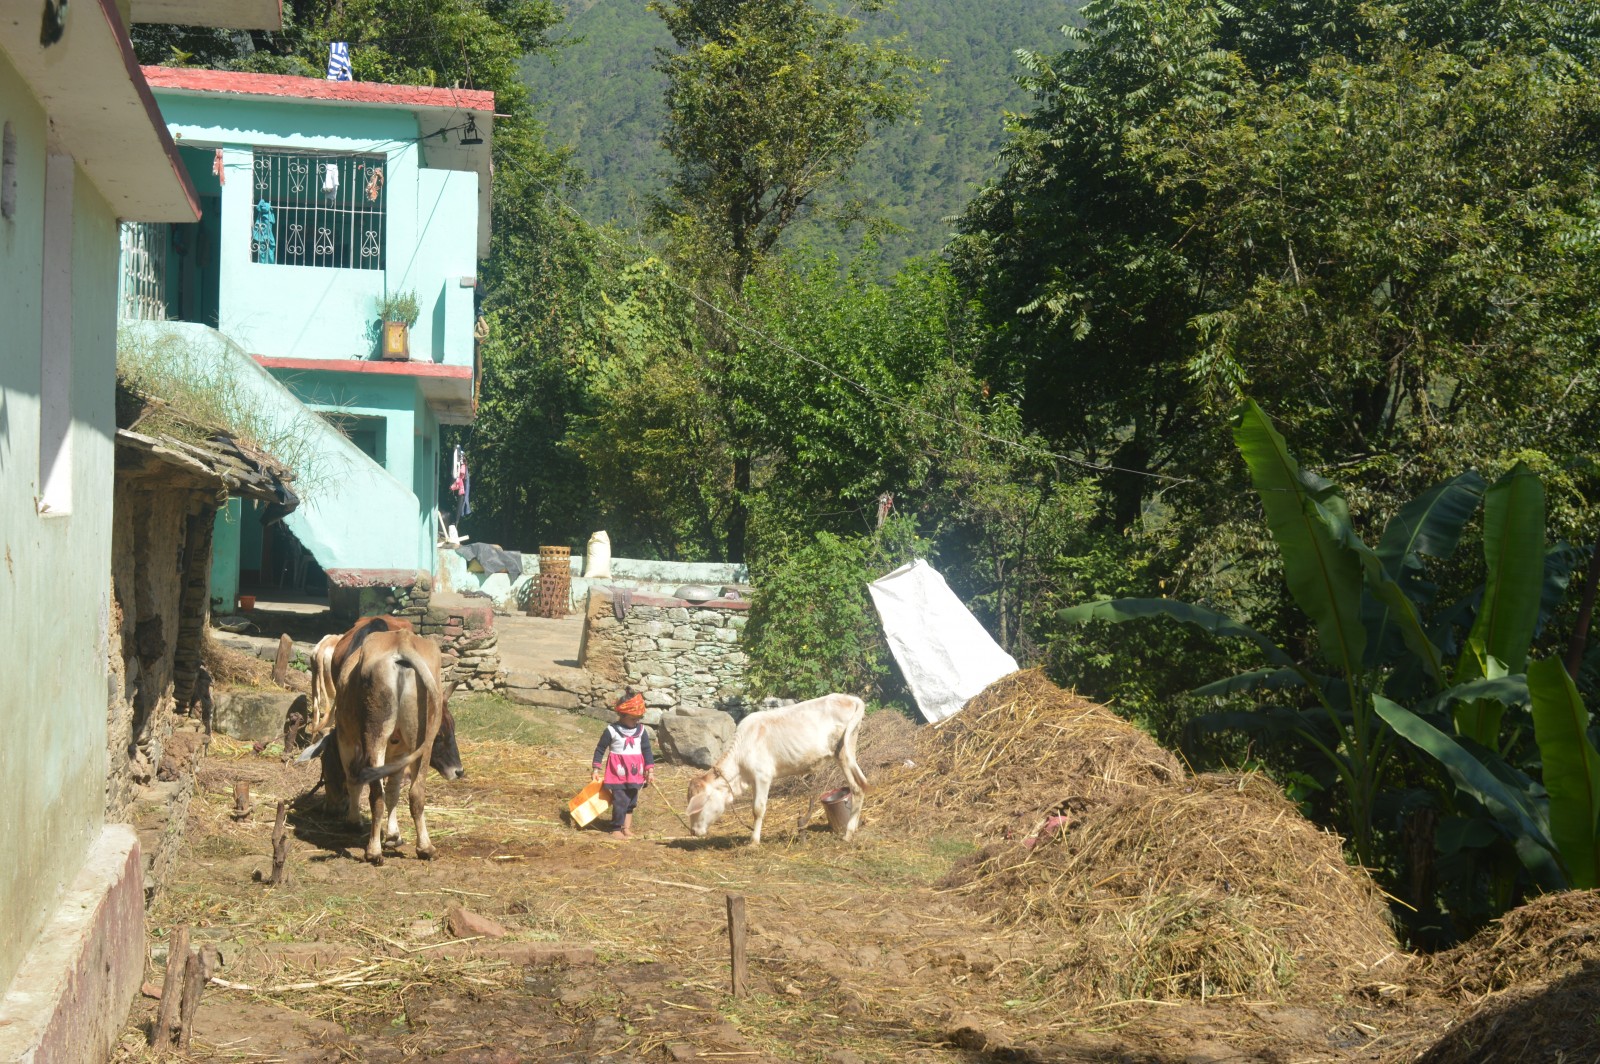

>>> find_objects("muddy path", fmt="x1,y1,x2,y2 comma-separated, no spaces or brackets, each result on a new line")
113,694,1446,1063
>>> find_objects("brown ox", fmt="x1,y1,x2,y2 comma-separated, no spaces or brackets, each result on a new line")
334,627,446,864
310,616,417,737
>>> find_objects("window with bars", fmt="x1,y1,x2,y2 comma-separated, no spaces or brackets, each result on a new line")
251,151,386,270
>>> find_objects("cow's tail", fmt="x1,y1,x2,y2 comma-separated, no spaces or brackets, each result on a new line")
356,643,444,785
840,696,871,795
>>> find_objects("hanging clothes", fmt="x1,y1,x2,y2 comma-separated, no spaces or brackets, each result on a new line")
251,199,276,264
321,162,340,197
451,446,473,519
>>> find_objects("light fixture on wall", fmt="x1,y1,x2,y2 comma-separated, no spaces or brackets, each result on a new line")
458,116,483,146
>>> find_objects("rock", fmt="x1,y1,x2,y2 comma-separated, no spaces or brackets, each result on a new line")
212,691,305,742
446,905,509,940
657,711,736,767
506,688,582,711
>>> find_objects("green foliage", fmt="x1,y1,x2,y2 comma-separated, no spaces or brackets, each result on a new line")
377,290,420,327
744,515,924,703
521,0,1076,272
1062,402,1581,886
650,0,929,291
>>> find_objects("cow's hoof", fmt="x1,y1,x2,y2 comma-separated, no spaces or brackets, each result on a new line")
366,851,384,866
383,832,401,849
416,846,436,861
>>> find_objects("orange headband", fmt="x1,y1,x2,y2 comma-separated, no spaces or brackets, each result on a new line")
615,693,646,716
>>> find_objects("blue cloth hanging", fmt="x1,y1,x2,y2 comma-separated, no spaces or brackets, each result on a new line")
252,199,277,264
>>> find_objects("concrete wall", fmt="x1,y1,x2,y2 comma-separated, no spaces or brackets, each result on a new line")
439,550,750,613
211,497,242,609
0,56,121,992
123,320,426,572
153,93,479,368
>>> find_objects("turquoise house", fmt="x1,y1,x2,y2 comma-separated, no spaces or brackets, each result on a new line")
119,68,493,604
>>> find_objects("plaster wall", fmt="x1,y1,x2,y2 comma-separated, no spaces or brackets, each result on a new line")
123,320,425,572
153,93,478,367
0,59,121,992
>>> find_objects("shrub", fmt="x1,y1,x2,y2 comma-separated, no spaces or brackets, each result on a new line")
744,515,924,705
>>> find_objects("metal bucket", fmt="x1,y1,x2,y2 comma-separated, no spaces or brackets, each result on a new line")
821,787,854,835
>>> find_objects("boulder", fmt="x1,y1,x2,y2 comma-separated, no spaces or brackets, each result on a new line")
212,691,304,743
657,711,736,768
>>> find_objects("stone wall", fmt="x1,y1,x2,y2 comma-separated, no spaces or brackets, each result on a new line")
579,587,751,714
107,473,218,907
328,570,502,691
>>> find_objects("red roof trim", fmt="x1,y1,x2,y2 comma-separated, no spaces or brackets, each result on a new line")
253,356,473,379
141,67,494,113
106,0,200,221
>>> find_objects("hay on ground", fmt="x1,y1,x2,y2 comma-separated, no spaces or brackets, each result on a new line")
942,772,1400,1004
875,671,1399,1007
204,631,275,688
1424,890,1600,997
877,670,1182,839
1417,967,1600,1063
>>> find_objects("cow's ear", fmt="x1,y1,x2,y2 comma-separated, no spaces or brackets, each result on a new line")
686,794,706,816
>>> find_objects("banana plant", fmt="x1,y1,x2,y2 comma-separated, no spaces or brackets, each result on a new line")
1060,400,1574,867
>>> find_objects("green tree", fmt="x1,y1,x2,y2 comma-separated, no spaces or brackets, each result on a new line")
648,0,928,560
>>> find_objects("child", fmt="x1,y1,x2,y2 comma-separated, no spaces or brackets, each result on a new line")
592,693,654,839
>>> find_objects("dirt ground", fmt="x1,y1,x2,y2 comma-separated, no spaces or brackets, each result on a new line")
113,692,1463,1063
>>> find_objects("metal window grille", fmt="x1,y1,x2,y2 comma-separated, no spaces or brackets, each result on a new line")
251,151,386,270
118,222,169,321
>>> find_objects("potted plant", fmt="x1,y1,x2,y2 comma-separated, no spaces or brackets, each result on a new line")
377,290,420,359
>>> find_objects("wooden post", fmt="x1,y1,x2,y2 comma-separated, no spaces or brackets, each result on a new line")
150,925,189,1049
268,800,289,885
725,894,747,999
272,633,293,687
176,945,215,1052
231,782,250,820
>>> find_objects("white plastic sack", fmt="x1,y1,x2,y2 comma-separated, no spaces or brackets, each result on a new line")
584,530,611,579
868,559,1018,724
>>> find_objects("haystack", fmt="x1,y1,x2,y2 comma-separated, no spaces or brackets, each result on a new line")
1425,890,1600,996
944,773,1400,1003
880,670,1182,838
881,671,1400,1005
1416,891,1600,1063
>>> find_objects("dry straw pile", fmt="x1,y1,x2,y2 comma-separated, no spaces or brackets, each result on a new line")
1414,890,1600,1062
880,671,1400,1006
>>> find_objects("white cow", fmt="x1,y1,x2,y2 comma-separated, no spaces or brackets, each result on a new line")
685,693,869,844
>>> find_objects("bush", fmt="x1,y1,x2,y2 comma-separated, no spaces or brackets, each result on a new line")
744,515,924,705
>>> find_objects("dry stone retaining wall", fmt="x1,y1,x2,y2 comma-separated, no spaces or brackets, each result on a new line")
330,571,503,690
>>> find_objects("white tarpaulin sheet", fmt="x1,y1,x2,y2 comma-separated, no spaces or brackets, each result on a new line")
869,559,1018,724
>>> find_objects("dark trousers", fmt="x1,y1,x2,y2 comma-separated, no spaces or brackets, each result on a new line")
608,784,640,830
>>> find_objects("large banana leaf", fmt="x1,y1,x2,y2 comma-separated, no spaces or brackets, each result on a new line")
1192,667,1323,698
1528,657,1600,890
1452,640,1513,748
1375,472,1487,591
1466,463,1545,677
1363,472,1485,674
1232,401,1367,677
1374,695,1566,890
1537,544,1588,639
1057,597,1304,673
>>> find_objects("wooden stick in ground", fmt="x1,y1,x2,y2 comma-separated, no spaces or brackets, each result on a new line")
176,945,216,1052
150,925,189,1050
726,894,748,999
268,800,289,885
231,782,250,820
272,632,294,686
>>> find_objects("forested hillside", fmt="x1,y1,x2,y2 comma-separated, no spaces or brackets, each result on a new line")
522,0,1081,264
